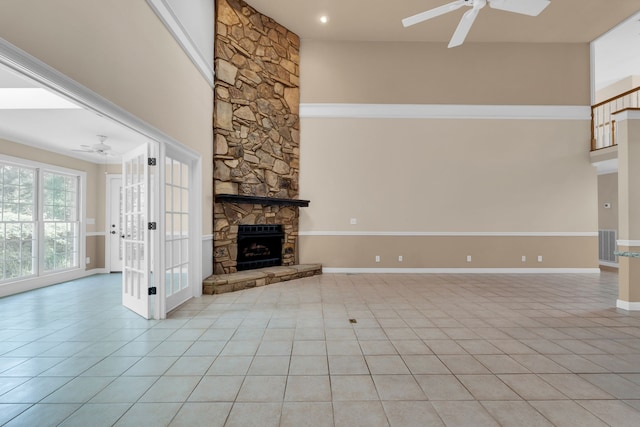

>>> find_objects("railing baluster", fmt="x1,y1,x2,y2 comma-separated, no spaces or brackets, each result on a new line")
599,106,603,148
601,106,605,148
591,85,640,151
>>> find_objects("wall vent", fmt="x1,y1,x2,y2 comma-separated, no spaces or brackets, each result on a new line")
598,229,617,263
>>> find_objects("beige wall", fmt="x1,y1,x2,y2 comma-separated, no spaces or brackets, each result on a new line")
300,236,598,269
598,173,618,231
596,76,640,104
618,246,640,302
300,119,595,232
615,117,640,303
299,40,597,269
0,0,213,236
617,118,640,241
300,41,590,105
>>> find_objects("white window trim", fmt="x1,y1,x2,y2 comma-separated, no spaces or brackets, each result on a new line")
0,153,86,283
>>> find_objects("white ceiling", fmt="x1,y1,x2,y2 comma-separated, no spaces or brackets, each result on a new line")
243,0,640,44
593,11,640,91
245,0,640,91
0,63,147,164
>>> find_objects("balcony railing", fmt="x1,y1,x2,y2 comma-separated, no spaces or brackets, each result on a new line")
591,86,640,151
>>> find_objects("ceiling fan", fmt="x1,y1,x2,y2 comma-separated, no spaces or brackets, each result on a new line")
402,0,551,48
73,135,113,156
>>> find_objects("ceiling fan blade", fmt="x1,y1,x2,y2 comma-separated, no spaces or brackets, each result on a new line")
93,143,112,151
402,0,467,27
448,7,480,48
489,0,550,16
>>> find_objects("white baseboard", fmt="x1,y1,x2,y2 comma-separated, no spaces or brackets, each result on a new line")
0,268,111,298
322,268,602,274
300,231,597,237
599,261,619,268
617,299,640,311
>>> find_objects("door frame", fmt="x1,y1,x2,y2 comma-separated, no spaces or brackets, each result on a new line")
0,37,203,318
105,174,122,273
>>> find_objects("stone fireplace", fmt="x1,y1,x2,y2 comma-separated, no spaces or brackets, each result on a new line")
213,0,304,275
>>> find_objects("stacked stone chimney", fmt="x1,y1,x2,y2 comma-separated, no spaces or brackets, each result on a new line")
213,0,301,274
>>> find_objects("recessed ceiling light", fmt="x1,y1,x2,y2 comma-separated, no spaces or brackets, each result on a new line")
320,16,329,24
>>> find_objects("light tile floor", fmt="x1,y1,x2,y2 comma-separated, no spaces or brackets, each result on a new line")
2,272,640,426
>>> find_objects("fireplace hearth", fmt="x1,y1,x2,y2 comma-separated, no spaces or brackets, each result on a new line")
237,224,284,271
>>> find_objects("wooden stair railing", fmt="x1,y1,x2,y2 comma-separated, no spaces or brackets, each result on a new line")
592,86,640,151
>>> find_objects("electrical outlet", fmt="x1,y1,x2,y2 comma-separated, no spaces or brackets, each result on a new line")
375,255,380,263
521,255,526,262
466,255,472,262
350,218,357,225
85,257,91,265
538,255,543,263
398,255,403,262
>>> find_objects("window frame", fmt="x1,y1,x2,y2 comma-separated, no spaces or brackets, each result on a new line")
0,161,37,281
0,154,86,284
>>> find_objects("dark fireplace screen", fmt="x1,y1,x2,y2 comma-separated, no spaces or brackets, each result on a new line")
237,224,284,271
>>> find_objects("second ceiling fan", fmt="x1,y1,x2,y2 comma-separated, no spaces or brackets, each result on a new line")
402,0,551,48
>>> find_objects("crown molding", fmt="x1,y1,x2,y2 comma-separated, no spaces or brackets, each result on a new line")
300,103,591,120
146,0,214,87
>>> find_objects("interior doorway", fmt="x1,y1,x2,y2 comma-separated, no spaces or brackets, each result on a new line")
0,37,203,318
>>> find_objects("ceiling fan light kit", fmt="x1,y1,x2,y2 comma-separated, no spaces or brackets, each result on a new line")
402,0,551,48
72,134,113,156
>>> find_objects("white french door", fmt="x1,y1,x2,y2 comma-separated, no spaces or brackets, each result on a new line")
121,143,158,319
163,148,193,313
121,141,199,319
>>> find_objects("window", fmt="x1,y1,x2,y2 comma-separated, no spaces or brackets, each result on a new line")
42,172,80,272
0,156,84,283
0,164,36,280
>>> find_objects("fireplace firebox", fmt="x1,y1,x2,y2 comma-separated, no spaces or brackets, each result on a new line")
237,224,284,271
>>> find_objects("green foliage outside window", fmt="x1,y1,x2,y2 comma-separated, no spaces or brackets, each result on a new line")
0,163,79,281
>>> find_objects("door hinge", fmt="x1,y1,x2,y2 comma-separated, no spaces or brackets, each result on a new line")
148,287,157,295
148,222,157,230
148,157,157,166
